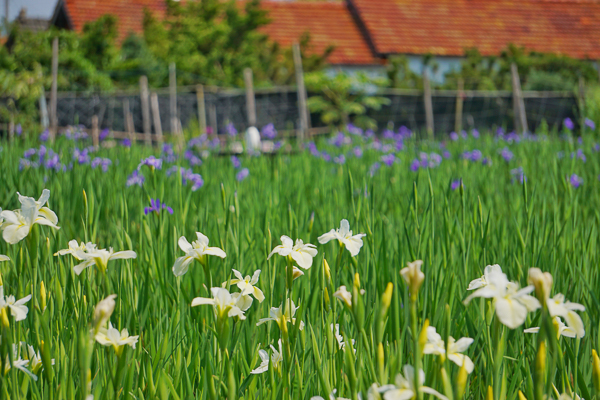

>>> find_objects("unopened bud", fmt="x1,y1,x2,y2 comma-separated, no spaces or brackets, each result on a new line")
353,273,361,290
528,268,553,303
486,386,494,400
593,349,600,391
323,258,331,283
0,307,9,328
381,282,393,311
292,266,304,281
456,361,469,399
40,281,47,312
419,319,430,354
518,391,528,400
93,294,117,333
400,260,425,302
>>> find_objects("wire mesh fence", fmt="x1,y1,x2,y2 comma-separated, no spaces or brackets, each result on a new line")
1,85,581,139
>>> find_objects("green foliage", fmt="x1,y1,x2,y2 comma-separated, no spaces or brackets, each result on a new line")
443,45,599,91
386,55,422,89
306,72,390,129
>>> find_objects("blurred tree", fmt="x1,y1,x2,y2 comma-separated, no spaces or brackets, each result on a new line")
305,71,390,129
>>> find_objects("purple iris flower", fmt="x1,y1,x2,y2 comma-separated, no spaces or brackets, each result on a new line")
563,118,574,131
99,128,110,141
450,132,459,141
500,147,513,162
333,155,346,165
460,130,468,139
321,152,331,162
40,130,49,142
568,174,583,188
73,148,91,165
410,159,420,172
91,157,112,172
369,162,381,176
585,118,595,130
482,157,491,165
184,150,202,166
236,168,249,182
451,179,461,191
346,123,363,136
381,144,393,153
381,153,396,166
382,129,395,140
571,149,586,162
511,167,526,184
395,139,404,151
261,123,277,140
188,135,207,148
127,170,145,187
225,123,238,137
442,150,451,159
138,156,162,170
593,143,600,152
470,150,482,162
231,155,241,169
398,126,412,138
16,124,22,136
19,159,32,170
24,148,36,159
353,146,363,157
471,129,480,138
144,199,173,216
365,129,375,138
121,138,132,147
429,153,442,167
496,127,505,137
44,152,62,171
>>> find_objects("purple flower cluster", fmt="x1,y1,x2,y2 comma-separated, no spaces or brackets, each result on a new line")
346,124,363,136
144,199,173,216
510,167,526,184
162,144,178,163
138,156,163,170
40,130,50,142
121,138,132,148
231,155,241,169
166,166,204,191
585,118,595,130
236,168,250,182
563,118,574,131
451,179,462,191
99,128,110,141
65,127,89,141
225,123,238,137
184,150,202,166
410,152,442,171
73,147,94,165
261,123,278,140
568,173,583,188
127,170,145,187
91,157,112,172
381,153,397,166
571,149,586,163
462,150,483,162
499,147,513,162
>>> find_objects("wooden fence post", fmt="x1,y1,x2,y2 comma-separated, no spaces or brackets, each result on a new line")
151,92,163,143
169,62,178,135
511,63,528,133
91,115,99,147
423,69,434,139
140,75,151,145
209,101,217,135
579,76,586,132
50,37,58,141
196,84,207,134
454,78,464,134
293,43,309,142
244,68,257,127
123,98,134,141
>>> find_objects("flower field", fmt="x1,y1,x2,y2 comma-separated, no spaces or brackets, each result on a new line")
0,125,599,400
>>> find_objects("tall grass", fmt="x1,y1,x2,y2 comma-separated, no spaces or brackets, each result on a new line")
0,129,598,400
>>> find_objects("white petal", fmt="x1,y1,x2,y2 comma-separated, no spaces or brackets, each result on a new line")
495,297,528,329
343,235,365,257
451,337,473,353
110,251,137,261
204,246,226,258
420,386,449,400
292,250,314,270
3,224,30,244
178,236,193,253
196,232,210,246
317,229,338,244
0,255,9,262
73,259,96,275
191,297,215,307
173,256,195,276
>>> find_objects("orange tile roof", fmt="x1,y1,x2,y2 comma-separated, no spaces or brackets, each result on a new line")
349,0,600,59
61,0,166,43
258,1,377,65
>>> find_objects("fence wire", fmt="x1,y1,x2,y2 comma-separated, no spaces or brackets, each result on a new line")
2,86,580,138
